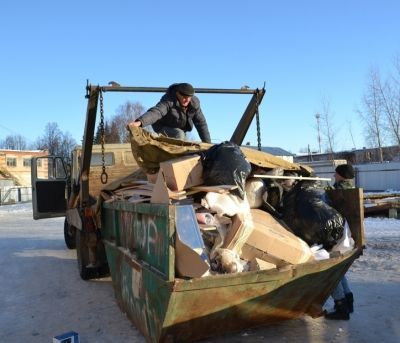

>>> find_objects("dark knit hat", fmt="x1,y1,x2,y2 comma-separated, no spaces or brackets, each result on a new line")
177,83,195,96
335,164,355,179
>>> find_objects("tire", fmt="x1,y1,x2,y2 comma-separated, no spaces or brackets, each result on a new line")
63,218,76,249
76,229,110,280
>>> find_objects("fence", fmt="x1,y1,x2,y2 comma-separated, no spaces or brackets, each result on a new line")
0,186,32,205
301,160,400,192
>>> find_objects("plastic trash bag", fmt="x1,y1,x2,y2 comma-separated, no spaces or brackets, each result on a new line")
201,142,252,199
282,181,345,250
331,221,354,253
202,192,250,217
310,244,330,260
245,177,266,208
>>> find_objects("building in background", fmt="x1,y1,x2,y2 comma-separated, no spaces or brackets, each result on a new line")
294,145,400,165
0,149,48,204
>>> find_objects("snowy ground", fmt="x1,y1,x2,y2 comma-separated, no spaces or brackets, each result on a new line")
0,202,399,343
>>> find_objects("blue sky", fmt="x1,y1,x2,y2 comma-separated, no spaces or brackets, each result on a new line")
1,0,399,154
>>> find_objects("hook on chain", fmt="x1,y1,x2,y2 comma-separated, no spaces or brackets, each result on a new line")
99,90,108,184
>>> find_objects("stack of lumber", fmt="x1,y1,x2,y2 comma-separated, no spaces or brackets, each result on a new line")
364,192,400,217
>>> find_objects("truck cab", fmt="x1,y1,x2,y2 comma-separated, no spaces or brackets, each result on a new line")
31,143,138,247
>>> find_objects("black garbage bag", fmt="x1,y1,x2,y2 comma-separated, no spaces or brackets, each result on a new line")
281,181,344,250
200,141,251,200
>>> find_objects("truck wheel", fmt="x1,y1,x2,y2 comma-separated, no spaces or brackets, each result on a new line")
76,229,91,280
64,218,76,249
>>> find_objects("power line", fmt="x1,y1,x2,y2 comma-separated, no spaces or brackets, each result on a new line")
0,123,19,135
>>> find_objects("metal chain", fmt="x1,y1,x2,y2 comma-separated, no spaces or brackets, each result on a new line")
255,90,262,151
99,89,108,184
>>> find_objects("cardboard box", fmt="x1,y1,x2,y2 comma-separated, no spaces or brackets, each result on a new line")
160,155,203,191
222,213,254,254
249,257,276,271
241,209,314,265
146,172,158,184
241,244,287,267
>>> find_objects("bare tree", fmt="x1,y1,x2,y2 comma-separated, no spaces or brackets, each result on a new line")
106,121,120,143
58,132,77,161
35,122,77,159
379,56,400,146
358,69,385,161
0,134,28,150
318,98,337,156
347,120,357,150
112,101,145,143
94,101,145,144
315,113,322,153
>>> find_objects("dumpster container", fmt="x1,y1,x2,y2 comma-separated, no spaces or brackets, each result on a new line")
101,188,365,343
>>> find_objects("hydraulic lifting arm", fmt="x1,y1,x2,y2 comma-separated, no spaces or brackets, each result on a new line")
78,82,266,208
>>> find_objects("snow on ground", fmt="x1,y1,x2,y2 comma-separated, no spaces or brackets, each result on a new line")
364,217,400,236
0,201,399,343
0,202,64,239
0,202,32,215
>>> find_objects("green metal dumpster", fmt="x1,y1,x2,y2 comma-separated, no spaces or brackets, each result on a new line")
101,188,365,343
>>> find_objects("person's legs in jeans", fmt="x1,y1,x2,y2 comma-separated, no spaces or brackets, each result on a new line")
156,126,186,140
325,276,350,320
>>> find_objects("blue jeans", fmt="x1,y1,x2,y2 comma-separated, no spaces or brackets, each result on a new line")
154,126,186,140
332,275,351,300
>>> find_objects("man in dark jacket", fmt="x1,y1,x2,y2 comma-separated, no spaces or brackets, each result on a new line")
131,83,211,143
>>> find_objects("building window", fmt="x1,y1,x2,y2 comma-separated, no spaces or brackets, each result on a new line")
7,157,17,167
23,158,31,167
37,159,42,167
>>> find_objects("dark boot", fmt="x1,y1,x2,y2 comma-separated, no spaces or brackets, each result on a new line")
345,292,354,313
325,299,350,320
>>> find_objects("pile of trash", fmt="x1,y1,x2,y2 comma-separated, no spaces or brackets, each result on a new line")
99,127,354,278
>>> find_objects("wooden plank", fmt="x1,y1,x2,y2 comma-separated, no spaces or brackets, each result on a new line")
326,188,365,248
187,184,238,194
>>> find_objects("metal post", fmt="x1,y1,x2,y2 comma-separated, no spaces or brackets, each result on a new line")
315,113,321,153
315,113,322,153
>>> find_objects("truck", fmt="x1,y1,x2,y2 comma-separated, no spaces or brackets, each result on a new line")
31,82,365,342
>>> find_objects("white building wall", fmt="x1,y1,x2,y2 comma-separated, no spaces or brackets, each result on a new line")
354,162,400,192
300,161,400,192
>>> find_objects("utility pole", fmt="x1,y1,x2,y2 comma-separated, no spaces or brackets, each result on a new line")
315,113,321,153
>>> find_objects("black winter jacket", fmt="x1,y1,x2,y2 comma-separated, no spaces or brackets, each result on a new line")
138,85,211,143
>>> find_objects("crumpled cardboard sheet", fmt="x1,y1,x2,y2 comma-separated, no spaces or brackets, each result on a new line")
127,125,311,174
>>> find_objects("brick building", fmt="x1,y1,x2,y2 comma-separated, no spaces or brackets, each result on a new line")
0,149,48,187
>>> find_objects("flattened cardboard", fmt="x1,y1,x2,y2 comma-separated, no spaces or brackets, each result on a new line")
160,155,203,191
150,170,170,204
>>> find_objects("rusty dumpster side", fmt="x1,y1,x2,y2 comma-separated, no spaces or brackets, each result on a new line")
101,188,364,343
